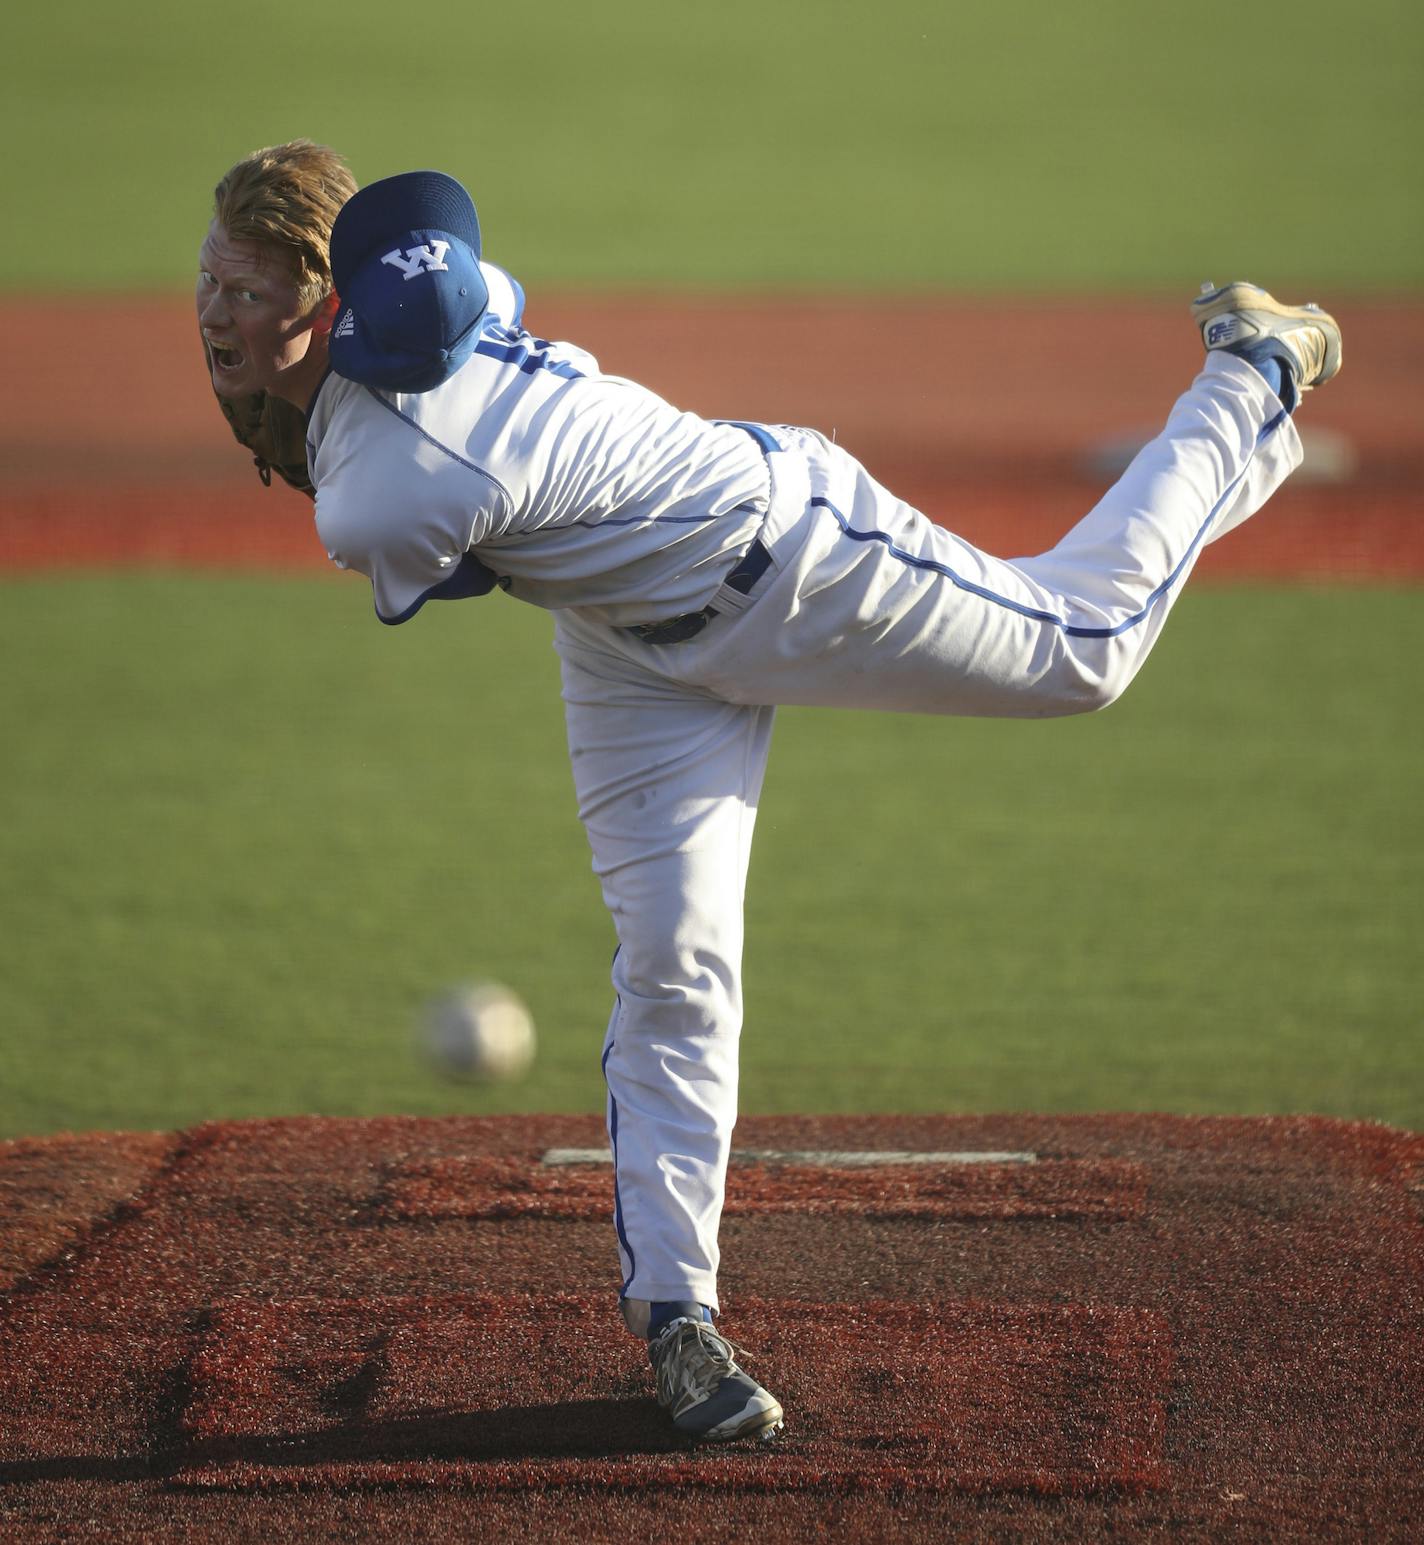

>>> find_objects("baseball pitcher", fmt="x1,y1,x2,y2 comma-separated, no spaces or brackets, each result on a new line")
198,140,1341,1444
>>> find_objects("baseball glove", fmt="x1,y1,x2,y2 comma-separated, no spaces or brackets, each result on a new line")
203,337,315,499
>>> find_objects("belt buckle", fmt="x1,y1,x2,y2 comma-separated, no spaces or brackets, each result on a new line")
630,609,712,645
627,540,771,646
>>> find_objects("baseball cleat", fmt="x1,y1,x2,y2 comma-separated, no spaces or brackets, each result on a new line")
1192,281,1342,396
648,1317,784,1442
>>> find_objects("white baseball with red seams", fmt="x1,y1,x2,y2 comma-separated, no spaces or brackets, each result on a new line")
307,267,1301,1328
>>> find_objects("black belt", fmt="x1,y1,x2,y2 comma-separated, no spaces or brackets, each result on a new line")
625,538,773,645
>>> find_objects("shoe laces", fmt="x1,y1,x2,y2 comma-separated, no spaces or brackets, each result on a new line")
651,1318,747,1411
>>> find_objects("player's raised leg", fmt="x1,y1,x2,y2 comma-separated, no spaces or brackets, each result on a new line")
555,616,783,1441
683,289,1336,720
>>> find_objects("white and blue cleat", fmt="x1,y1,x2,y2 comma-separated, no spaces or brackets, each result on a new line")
1192,281,1342,400
649,1317,785,1443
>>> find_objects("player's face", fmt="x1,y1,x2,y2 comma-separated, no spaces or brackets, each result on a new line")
196,221,329,403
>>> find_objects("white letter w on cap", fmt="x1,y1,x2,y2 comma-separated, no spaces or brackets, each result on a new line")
380,241,452,280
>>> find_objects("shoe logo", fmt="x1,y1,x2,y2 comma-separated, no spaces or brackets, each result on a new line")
380,241,452,281
1206,317,1241,346
334,308,356,339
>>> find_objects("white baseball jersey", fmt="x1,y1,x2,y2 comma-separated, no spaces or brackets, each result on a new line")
309,262,769,627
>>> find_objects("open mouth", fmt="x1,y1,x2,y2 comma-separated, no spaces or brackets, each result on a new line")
208,341,245,373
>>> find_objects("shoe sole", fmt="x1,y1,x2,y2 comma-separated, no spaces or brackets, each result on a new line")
678,1394,786,1443
1192,282,1342,388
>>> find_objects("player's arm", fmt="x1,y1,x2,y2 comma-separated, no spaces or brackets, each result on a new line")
314,423,509,626
319,496,502,627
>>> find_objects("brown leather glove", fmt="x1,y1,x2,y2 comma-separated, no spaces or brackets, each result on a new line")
202,336,316,500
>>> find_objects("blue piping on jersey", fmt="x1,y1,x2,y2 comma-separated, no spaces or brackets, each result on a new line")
814,412,1287,641
378,502,750,624
365,388,514,502
603,1029,636,1296
568,512,723,530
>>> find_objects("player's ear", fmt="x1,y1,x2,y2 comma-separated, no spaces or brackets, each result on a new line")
311,290,341,337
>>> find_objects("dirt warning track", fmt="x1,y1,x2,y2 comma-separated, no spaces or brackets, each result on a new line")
1,1113,1420,1540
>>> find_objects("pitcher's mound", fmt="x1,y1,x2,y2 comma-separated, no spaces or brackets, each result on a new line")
1,1113,1419,1540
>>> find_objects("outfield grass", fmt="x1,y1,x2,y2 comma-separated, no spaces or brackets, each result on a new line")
2,574,1418,1138
3,0,1421,292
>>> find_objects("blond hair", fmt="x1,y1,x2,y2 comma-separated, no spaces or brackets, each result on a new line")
213,140,358,310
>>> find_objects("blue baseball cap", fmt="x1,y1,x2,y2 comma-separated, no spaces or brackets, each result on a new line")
328,171,489,393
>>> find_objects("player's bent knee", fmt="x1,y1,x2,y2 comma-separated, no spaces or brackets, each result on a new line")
1021,670,1123,718
613,940,741,1041
1047,644,1141,715
1076,676,1128,714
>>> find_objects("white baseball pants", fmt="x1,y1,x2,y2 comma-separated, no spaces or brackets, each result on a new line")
552,353,1300,1326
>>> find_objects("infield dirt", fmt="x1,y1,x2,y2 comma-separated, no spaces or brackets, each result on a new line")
2,294,1420,577
2,1112,1421,1540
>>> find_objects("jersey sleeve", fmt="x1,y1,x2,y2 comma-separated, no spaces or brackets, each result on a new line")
478,261,525,332
314,417,511,626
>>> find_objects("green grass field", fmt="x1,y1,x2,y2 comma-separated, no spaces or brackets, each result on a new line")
3,0,1421,291
1,0,1419,1138
2,575,1418,1138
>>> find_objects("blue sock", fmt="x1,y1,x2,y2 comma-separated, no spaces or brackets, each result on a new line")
648,1300,712,1338
1234,342,1298,414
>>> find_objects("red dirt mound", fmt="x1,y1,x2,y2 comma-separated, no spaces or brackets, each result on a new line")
1,1113,1420,1540
382,1151,1148,1222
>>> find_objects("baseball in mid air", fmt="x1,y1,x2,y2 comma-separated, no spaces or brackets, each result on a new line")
419,982,537,1083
